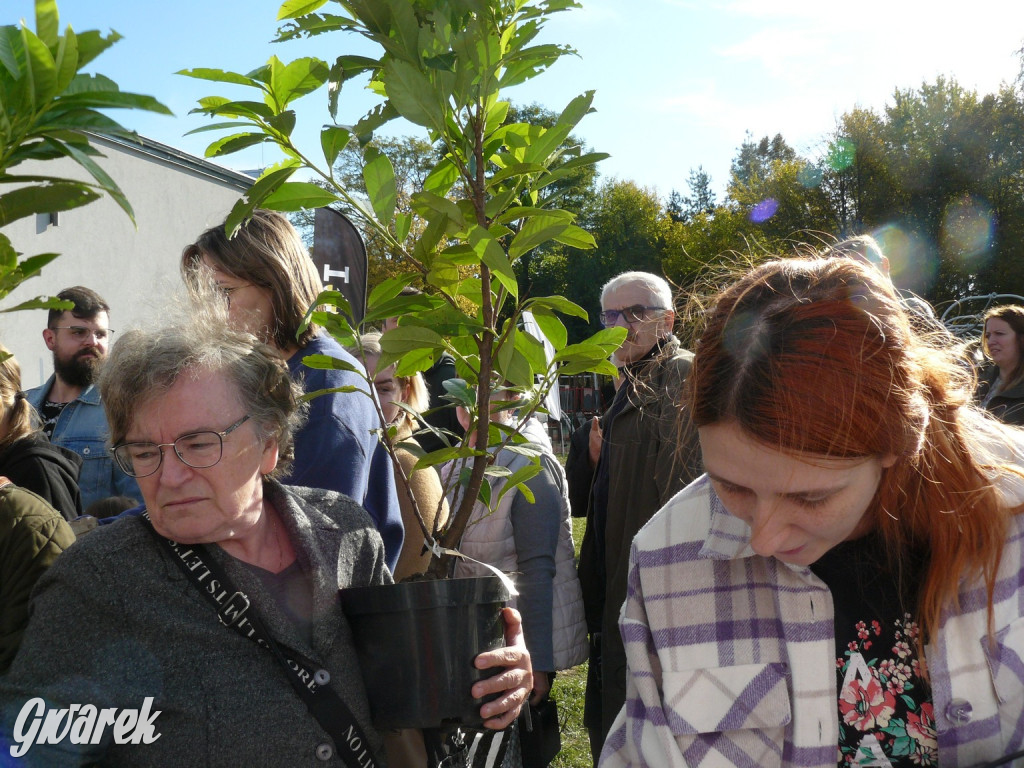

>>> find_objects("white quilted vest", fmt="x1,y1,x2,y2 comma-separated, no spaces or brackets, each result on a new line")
450,445,588,671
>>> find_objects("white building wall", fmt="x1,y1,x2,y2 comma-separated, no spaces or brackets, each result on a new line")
0,136,251,387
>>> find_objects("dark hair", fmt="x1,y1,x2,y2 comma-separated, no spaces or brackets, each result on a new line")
47,286,110,327
181,210,323,350
983,305,1024,388
85,495,139,519
691,256,1017,646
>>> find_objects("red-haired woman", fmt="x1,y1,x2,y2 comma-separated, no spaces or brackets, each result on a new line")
601,258,1024,768
978,305,1024,427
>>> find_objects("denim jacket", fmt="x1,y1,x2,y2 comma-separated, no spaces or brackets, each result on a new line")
27,377,140,510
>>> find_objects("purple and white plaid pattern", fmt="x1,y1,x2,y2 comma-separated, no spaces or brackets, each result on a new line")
600,475,1024,768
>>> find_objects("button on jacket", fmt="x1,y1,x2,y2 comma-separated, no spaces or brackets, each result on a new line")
26,378,139,509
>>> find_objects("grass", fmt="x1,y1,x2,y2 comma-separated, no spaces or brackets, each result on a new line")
550,515,591,768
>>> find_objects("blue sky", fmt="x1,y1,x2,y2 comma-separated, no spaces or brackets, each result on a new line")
10,1,1024,200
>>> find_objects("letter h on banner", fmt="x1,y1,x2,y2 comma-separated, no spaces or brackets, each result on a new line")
312,207,368,327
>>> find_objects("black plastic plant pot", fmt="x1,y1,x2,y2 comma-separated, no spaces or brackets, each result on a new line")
340,575,510,729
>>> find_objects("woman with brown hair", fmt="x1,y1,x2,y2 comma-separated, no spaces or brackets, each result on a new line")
0,344,82,520
977,304,1024,426
602,257,1024,767
182,210,402,571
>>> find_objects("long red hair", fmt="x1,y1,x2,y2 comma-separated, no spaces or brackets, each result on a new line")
690,256,1015,644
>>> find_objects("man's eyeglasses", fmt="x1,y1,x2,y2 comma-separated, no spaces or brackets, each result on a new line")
112,415,251,478
598,305,668,328
49,326,114,342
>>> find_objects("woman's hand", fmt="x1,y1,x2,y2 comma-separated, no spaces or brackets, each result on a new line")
472,607,533,730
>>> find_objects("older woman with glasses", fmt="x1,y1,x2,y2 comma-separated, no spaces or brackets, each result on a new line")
0,314,532,767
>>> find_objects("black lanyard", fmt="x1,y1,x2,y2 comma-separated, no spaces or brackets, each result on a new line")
142,511,380,768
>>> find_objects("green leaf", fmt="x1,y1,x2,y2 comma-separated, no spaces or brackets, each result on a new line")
382,58,442,131
441,378,474,407
475,233,518,298
525,90,594,164
528,310,567,349
394,212,411,241
0,27,21,78
0,182,99,227
269,55,329,109
494,463,542,507
21,25,58,107
515,326,549,373
412,446,466,472
525,295,589,320
205,132,270,158
321,125,352,168
380,325,445,355
299,353,361,373
176,68,262,87
0,291,73,313
34,0,59,51
495,337,533,387
184,121,255,136
277,0,329,20
394,346,437,377
224,163,299,237
366,272,420,307
363,146,397,225
412,190,464,229
54,87,172,115
261,182,340,212
73,28,119,69
423,156,459,196
57,139,134,221
553,223,595,249
192,98,272,121
508,212,572,260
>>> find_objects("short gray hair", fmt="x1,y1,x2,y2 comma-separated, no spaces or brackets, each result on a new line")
98,309,305,478
601,271,673,310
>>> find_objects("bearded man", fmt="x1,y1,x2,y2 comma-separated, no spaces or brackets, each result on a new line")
27,286,139,508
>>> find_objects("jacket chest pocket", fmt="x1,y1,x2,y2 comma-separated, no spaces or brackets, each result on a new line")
985,618,1024,706
62,436,109,494
662,662,791,766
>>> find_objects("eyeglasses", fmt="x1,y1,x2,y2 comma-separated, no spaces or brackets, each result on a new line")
48,326,114,342
112,415,251,478
598,305,668,327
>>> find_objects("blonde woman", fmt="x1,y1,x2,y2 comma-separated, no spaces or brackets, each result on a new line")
350,332,447,581
0,345,82,520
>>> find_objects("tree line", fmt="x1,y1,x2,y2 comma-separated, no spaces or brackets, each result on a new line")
311,73,1024,344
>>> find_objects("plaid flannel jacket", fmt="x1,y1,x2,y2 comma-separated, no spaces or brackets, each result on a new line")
600,473,1024,768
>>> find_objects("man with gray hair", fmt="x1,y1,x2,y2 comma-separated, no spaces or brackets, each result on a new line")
577,270,701,760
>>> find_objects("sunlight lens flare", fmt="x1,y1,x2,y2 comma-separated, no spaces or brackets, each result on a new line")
749,198,779,223
872,224,938,296
826,139,855,172
941,196,994,268
798,164,823,189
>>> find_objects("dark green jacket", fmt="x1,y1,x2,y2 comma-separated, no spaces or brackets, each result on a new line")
577,335,702,741
0,482,75,672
